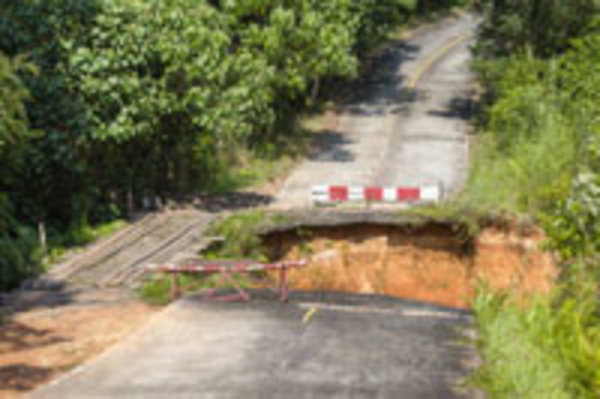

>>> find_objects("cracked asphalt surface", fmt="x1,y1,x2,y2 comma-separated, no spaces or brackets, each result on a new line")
31,293,477,399
275,13,477,208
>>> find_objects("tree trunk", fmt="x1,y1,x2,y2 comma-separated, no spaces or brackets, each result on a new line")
127,181,135,219
311,77,321,103
38,220,47,256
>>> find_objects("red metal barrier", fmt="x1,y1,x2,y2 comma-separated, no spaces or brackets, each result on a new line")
146,260,307,302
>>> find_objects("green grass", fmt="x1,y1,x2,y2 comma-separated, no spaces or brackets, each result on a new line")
458,119,574,216
204,210,270,261
139,276,175,306
139,271,259,306
206,120,313,196
472,287,600,398
92,219,128,238
457,54,579,217
207,152,298,195
463,52,600,398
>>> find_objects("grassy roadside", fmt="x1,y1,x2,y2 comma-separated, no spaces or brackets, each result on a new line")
471,286,600,398
139,273,258,306
460,4,600,398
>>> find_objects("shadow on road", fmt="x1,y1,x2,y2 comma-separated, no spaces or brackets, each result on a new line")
340,41,421,111
191,192,274,213
307,131,356,163
301,40,422,166
427,95,475,121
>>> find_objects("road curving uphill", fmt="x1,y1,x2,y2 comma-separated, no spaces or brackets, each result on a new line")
275,13,477,209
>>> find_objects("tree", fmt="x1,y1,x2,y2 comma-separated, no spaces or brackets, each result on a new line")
476,0,598,58
0,0,100,229
0,53,40,291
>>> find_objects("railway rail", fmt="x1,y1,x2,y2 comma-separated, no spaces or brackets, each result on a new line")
33,208,217,290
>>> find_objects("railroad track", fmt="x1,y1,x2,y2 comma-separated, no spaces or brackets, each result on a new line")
35,209,217,290
98,215,215,288
49,213,162,281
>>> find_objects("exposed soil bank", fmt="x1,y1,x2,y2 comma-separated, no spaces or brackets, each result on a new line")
263,221,557,308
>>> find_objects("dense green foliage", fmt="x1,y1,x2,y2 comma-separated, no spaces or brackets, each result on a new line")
0,54,41,290
462,2,600,215
4,0,471,290
463,54,575,213
469,2,600,398
476,0,598,58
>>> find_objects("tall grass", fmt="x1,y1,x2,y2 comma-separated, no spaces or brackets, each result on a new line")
467,32,600,399
472,288,600,398
463,114,574,214
460,56,576,215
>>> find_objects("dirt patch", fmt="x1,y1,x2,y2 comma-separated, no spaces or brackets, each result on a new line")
0,301,156,398
263,222,558,308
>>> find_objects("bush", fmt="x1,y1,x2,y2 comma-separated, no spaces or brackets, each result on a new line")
205,211,268,260
0,54,42,291
475,0,598,59
0,195,41,291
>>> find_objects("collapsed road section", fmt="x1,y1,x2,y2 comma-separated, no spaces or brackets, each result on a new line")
27,209,556,399
258,210,557,308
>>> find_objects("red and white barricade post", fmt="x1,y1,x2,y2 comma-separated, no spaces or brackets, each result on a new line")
146,260,307,302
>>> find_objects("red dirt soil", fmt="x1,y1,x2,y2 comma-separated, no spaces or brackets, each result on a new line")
265,223,558,308
0,301,156,399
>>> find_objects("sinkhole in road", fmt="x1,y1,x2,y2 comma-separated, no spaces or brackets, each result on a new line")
261,219,557,309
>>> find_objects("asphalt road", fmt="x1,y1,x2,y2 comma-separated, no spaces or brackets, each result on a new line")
31,293,477,399
275,14,477,208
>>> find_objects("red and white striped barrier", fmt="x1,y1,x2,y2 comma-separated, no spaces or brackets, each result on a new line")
145,260,307,302
311,185,442,205
145,260,307,274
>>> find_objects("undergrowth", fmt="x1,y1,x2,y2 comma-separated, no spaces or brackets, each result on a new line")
204,210,269,261
468,5,600,397
139,273,255,306
472,286,600,398
458,55,575,216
